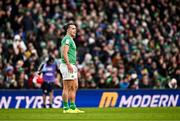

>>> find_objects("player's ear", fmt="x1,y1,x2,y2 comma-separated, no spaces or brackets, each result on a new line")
63,24,69,33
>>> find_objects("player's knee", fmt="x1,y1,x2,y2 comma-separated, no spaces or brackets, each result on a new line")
69,85,77,91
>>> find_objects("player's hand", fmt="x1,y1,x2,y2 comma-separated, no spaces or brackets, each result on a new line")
67,64,73,73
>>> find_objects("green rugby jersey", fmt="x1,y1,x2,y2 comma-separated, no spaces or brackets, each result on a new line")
61,35,76,65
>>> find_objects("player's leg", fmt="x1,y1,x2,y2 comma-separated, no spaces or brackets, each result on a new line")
49,91,53,108
42,94,46,108
62,80,70,110
68,79,84,113
69,79,78,110
41,82,47,108
68,65,84,113
49,83,54,108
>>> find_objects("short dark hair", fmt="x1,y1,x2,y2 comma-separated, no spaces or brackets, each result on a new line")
47,55,54,64
63,23,77,33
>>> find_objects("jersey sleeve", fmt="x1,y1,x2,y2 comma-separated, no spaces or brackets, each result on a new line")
62,38,70,46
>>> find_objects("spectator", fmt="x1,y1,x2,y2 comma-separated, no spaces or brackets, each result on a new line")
13,34,27,55
165,78,178,89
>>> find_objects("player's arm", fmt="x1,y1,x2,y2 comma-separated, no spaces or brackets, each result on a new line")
62,45,73,73
63,45,70,66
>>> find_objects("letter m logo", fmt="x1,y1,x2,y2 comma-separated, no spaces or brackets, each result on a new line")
99,92,118,108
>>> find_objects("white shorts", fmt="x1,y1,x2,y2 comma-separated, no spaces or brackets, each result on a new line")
60,63,78,81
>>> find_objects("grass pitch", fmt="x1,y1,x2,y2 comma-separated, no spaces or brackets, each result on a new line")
0,107,180,121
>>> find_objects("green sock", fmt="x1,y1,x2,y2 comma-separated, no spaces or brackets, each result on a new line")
63,102,69,110
70,102,76,110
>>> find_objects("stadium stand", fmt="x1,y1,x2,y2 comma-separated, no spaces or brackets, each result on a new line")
0,0,179,89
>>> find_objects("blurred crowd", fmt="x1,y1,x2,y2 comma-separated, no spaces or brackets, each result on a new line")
0,0,179,89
